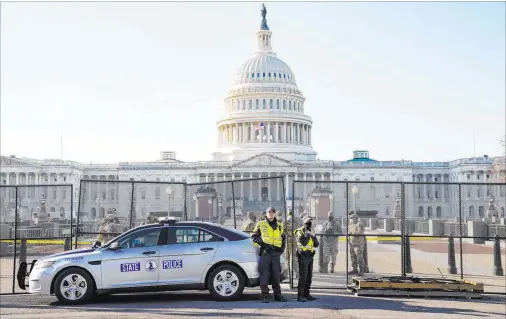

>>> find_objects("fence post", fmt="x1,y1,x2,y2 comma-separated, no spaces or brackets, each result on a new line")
363,239,369,273
19,238,27,264
400,182,406,277
405,235,412,273
75,179,83,249
448,234,457,274
70,183,74,251
183,182,188,221
458,183,464,279
64,237,72,251
129,182,135,229
231,181,237,229
12,186,19,293
345,182,349,286
493,235,504,276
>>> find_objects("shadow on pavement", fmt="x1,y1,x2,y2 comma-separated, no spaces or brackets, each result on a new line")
1,289,505,317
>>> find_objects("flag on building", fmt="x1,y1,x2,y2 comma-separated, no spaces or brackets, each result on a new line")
255,122,265,131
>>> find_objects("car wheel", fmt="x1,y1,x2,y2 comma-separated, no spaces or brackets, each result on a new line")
208,265,245,301
54,268,95,305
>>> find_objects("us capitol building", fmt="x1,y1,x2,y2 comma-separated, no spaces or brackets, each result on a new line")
1,6,505,224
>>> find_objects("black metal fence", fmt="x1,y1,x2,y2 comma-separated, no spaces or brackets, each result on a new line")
1,179,504,295
290,180,506,294
0,184,74,294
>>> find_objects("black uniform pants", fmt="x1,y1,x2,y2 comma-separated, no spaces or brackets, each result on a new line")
259,250,282,295
297,252,313,297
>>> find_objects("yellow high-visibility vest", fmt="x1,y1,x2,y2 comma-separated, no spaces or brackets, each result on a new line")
253,220,284,248
293,227,315,252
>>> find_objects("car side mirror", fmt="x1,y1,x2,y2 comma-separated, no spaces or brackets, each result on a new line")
109,242,120,250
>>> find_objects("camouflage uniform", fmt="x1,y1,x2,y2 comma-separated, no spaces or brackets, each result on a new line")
320,211,341,273
242,211,257,232
97,213,122,243
348,214,365,275
140,212,158,226
285,210,303,279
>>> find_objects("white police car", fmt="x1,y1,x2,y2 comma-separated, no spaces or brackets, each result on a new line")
17,219,288,305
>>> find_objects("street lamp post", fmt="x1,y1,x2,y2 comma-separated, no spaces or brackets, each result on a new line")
166,186,173,218
352,185,359,215
208,198,213,222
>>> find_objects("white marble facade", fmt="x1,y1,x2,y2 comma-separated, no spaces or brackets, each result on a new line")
1,7,505,223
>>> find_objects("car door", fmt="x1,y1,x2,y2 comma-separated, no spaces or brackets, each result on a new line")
101,226,163,289
158,226,221,286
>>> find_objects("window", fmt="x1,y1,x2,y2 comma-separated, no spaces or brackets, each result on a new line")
256,99,259,109
166,227,223,245
276,100,280,109
263,99,266,109
117,227,162,249
269,99,273,109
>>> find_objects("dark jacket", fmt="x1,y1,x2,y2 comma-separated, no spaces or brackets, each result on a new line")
251,217,286,254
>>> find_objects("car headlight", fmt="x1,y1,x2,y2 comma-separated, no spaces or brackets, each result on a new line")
35,260,56,269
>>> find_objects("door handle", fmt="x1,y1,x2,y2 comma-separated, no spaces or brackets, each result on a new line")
200,247,214,252
142,251,156,255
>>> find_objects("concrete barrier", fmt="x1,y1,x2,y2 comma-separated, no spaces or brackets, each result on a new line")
467,220,487,244
429,220,445,236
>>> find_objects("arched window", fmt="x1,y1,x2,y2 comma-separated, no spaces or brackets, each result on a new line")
268,72,271,77
469,206,474,216
283,100,286,109
436,206,442,218
501,207,505,217
263,99,266,109
269,99,273,109
418,206,424,217
256,99,259,109
276,100,280,109
248,100,252,109
289,100,292,110
478,206,484,217
242,100,246,110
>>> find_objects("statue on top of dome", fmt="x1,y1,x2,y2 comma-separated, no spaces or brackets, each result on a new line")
260,3,269,31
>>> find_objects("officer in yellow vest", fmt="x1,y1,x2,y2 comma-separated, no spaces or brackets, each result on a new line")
251,207,287,303
294,217,319,302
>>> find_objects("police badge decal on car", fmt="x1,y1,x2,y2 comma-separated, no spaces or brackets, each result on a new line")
145,260,157,272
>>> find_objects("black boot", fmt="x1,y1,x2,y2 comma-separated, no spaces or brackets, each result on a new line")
274,294,287,302
262,294,270,303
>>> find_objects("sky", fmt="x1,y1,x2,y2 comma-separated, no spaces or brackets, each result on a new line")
1,1,505,164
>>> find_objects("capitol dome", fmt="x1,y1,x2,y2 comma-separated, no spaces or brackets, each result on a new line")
213,4,317,162
233,54,297,86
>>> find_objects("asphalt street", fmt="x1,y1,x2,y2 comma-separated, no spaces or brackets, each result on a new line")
1,287,505,319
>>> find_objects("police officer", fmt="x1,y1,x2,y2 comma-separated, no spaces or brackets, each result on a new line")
294,217,319,302
251,207,288,303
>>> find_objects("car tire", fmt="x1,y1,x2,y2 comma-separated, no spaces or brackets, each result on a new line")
54,267,95,305
207,264,245,301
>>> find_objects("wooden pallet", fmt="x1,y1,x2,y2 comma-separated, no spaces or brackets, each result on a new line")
347,276,484,299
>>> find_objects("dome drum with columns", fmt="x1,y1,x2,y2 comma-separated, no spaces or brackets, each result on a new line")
213,5,317,162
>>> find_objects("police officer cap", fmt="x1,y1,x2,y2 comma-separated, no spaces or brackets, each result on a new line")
266,207,275,214
303,217,313,224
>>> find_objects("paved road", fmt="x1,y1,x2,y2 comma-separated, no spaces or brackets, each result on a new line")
1,287,505,319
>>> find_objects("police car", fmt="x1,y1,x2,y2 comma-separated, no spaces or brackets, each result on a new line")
17,218,289,305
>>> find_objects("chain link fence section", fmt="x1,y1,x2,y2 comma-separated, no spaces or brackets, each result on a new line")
132,181,185,226
1,185,73,294
229,175,286,231
77,180,133,246
185,181,233,226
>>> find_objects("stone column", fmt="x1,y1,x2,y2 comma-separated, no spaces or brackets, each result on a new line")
274,122,278,143
250,123,254,143
240,174,244,198
258,173,262,201
267,174,271,201
249,175,253,200
276,176,280,201
267,122,271,143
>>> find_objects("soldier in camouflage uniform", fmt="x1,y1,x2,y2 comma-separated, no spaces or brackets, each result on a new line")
242,211,257,232
348,214,365,275
320,211,341,273
97,213,122,243
285,210,303,279
141,212,158,226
